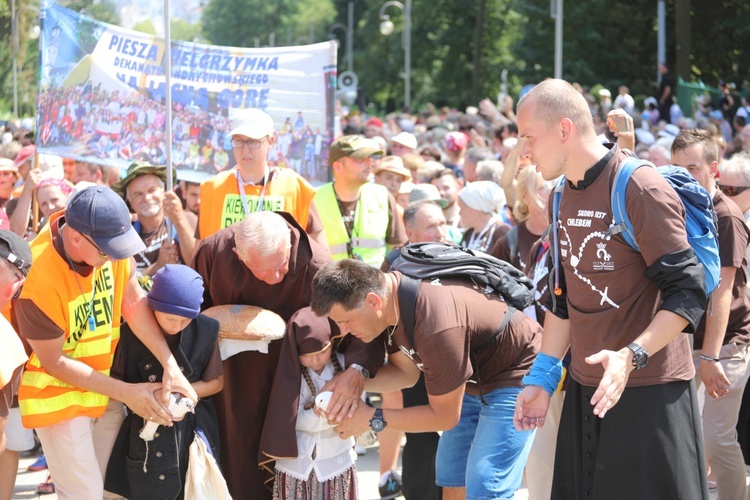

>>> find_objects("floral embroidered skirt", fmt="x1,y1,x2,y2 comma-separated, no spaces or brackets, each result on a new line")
273,466,358,500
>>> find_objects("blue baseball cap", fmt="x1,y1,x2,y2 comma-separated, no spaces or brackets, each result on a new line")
65,185,145,260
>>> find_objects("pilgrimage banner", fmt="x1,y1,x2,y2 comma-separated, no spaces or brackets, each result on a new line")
36,1,337,183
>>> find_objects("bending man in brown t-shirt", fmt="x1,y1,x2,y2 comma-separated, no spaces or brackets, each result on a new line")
311,258,541,500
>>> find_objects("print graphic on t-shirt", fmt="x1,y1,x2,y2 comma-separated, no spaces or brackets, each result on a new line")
559,223,620,309
398,344,424,371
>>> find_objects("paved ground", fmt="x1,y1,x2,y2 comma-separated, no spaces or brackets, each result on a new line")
10,441,530,499
13,441,743,499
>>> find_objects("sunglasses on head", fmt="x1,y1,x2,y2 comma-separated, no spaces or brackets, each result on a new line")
717,183,750,197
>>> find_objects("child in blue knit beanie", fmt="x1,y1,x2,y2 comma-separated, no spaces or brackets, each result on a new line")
105,264,224,500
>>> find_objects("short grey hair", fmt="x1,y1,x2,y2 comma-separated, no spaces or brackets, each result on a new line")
404,199,441,228
465,147,494,165
234,211,291,258
720,153,750,186
476,160,505,183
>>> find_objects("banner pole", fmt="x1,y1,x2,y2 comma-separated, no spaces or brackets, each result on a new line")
163,0,174,243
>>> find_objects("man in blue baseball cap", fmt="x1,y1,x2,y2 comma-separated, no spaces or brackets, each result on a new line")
13,185,197,498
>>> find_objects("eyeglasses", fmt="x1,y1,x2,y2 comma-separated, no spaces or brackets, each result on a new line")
231,137,269,150
81,234,108,258
717,183,750,197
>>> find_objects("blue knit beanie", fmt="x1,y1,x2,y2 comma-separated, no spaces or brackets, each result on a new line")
147,264,204,319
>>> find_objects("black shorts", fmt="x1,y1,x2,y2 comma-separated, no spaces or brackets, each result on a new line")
552,378,709,500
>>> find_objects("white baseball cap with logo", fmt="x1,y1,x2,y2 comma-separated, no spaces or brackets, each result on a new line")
229,108,275,139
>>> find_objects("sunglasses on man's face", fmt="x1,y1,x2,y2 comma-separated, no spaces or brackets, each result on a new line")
82,233,108,258
717,183,750,197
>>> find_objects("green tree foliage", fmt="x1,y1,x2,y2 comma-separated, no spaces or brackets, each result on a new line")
201,0,335,48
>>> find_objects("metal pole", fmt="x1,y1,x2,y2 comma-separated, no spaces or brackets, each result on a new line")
554,0,563,79
346,1,354,73
12,0,18,119
163,0,174,242
404,0,411,110
309,22,315,44
657,0,665,83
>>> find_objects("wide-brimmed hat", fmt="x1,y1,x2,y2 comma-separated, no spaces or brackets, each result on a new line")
373,155,412,182
111,161,177,200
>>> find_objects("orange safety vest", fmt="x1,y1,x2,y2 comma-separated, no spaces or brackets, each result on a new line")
18,211,129,428
198,166,316,239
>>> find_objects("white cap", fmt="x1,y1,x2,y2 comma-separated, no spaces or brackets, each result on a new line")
458,181,506,214
229,108,275,139
634,129,655,146
658,123,680,138
391,132,418,150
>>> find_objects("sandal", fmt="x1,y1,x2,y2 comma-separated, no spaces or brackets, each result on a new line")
36,475,55,495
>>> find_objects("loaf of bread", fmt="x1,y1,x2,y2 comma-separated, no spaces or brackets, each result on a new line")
202,305,286,341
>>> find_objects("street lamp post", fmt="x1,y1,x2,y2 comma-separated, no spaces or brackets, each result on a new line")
12,1,41,119
378,0,411,110
328,1,354,73
328,23,351,73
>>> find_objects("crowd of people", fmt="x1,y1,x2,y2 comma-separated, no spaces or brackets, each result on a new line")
0,70,750,500
36,85,332,180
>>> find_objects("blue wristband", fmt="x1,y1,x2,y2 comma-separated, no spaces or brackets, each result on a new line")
522,352,564,397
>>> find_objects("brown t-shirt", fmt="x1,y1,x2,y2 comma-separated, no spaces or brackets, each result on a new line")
0,364,23,419
693,191,750,349
460,220,511,254
490,221,541,271
337,193,407,248
386,272,541,396
556,149,694,387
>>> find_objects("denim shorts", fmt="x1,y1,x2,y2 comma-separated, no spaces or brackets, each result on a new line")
435,387,535,500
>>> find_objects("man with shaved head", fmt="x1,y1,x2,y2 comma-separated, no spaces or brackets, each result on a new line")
514,79,709,499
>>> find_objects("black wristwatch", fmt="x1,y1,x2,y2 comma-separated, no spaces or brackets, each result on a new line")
369,408,387,433
626,342,649,370
349,363,370,380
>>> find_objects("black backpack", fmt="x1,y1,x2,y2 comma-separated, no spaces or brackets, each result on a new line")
389,242,533,403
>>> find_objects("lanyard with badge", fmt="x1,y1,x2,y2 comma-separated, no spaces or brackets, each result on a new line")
235,167,276,215
62,226,99,332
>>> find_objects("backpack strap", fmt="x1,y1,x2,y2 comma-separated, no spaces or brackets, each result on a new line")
506,226,519,269
550,177,566,312
608,157,654,250
397,271,516,407
396,274,421,349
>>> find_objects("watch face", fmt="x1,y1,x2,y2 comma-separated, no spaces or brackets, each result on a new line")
370,418,385,432
633,352,648,369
